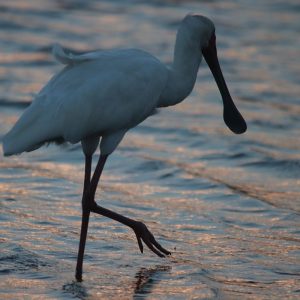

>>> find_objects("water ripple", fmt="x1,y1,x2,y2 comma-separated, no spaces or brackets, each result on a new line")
0,0,299,299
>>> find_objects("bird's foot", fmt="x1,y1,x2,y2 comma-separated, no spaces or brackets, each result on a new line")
132,221,171,257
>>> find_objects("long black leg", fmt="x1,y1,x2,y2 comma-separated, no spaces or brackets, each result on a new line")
76,154,170,281
75,154,108,281
75,154,92,282
89,202,171,257
90,155,170,256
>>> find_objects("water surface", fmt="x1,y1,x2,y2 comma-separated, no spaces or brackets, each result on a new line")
0,0,299,299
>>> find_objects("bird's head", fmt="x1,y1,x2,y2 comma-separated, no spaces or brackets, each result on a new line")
182,14,247,134
181,14,215,48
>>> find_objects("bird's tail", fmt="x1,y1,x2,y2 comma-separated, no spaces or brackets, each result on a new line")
2,102,55,156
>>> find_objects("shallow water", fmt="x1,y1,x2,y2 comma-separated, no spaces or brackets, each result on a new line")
0,0,299,299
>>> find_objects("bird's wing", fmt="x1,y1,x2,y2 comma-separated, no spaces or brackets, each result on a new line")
54,51,168,142
3,49,168,155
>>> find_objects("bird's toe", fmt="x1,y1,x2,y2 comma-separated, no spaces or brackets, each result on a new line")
132,221,171,257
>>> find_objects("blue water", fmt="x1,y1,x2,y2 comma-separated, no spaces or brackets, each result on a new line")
0,0,299,299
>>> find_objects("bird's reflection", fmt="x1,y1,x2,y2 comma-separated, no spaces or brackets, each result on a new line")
133,265,172,298
62,265,171,299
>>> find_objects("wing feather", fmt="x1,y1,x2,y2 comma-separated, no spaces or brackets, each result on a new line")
3,49,168,155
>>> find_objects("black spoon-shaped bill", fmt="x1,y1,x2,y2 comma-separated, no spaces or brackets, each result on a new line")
202,33,247,134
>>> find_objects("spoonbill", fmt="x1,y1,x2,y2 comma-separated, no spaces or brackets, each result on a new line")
2,14,247,281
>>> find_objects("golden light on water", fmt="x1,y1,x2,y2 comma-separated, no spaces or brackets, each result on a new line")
0,0,299,298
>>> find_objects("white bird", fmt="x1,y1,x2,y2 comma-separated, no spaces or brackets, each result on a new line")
2,14,247,281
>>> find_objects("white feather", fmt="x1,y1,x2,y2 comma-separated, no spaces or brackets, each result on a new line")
3,15,216,156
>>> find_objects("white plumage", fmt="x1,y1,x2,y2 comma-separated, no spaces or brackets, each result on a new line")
3,15,246,157
3,47,168,155
2,14,247,281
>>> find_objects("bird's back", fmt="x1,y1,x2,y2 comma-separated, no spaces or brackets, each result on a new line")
2,47,168,156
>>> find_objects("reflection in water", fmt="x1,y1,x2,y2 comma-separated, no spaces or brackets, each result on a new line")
133,265,172,298
60,265,172,299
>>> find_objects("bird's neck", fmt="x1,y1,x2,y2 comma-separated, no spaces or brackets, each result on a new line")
158,33,202,107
